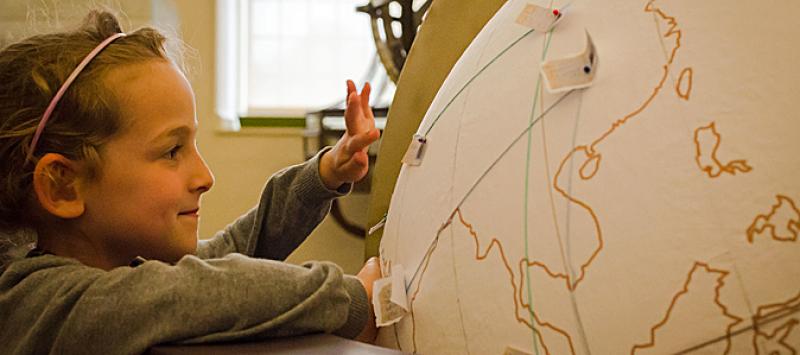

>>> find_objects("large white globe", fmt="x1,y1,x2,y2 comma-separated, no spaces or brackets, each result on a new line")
376,0,800,354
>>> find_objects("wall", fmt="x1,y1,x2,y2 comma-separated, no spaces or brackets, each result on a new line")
0,0,366,274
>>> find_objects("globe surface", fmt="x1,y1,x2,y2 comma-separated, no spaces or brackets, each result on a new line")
376,0,800,354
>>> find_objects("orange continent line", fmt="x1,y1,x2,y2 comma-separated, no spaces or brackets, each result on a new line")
751,290,800,355
755,290,800,320
550,0,684,292
403,1,693,352
693,122,753,178
630,262,743,355
406,211,569,354
408,216,452,353
645,1,682,64
746,195,800,243
676,67,693,100
586,0,682,151
456,209,576,355
753,319,799,355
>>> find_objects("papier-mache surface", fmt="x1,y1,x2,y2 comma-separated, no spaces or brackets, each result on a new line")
377,0,800,354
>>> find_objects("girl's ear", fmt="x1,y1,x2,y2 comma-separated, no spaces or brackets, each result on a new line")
32,153,86,219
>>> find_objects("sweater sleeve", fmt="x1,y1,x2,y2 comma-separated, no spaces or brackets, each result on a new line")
196,147,351,261
0,254,369,355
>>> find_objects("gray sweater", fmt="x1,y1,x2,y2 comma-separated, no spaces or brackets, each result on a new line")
0,151,369,355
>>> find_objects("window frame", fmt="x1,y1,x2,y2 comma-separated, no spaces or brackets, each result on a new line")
215,0,388,131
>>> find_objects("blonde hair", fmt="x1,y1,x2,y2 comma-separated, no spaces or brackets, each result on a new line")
0,10,172,236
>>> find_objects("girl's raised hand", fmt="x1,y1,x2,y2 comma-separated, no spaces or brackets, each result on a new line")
319,80,381,190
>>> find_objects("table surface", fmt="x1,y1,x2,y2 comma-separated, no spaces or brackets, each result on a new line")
147,333,406,355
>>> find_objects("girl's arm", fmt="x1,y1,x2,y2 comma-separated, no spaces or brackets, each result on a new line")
196,147,350,261
197,80,378,261
0,253,368,354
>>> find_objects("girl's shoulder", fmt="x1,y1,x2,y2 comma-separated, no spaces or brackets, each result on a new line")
1,253,101,289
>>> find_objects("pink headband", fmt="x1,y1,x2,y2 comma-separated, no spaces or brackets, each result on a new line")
26,33,126,162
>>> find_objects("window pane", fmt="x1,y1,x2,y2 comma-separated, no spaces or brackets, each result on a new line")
250,1,279,37
247,0,376,112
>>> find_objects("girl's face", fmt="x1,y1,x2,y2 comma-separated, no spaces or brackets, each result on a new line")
78,60,214,265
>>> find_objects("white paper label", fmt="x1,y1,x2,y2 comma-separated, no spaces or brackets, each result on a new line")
541,30,599,93
371,264,410,327
372,277,407,327
390,264,408,311
515,4,562,32
401,134,427,166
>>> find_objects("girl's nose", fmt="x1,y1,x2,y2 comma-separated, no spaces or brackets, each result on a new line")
190,149,214,194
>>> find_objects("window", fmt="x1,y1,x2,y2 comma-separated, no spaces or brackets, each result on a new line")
216,0,394,130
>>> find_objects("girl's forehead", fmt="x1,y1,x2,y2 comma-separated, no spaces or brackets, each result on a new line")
105,61,196,138
104,60,192,98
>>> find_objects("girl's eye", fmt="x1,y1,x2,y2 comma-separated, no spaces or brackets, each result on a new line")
164,145,182,160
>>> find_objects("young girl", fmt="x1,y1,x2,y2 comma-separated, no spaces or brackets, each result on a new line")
0,10,381,354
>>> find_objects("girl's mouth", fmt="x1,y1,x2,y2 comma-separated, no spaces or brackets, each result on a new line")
179,208,199,217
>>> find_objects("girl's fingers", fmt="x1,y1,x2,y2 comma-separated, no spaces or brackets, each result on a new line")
350,151,369,169
346,80,357,98
360,82,372,121
333,149,367,181
344,151,369,176
344,92,364,134
346,129,378,154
